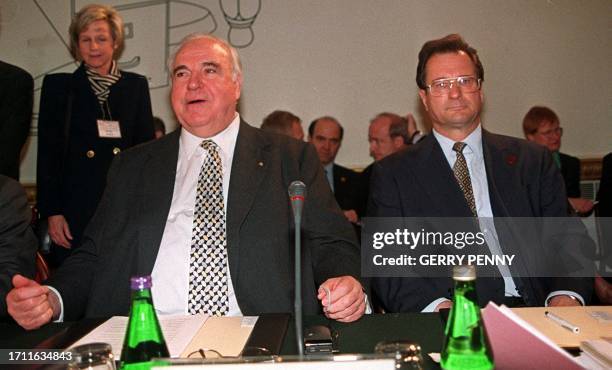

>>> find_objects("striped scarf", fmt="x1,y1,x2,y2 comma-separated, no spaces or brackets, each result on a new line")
85,61,121,105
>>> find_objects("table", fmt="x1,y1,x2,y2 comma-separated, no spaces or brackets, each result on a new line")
1,313,446,369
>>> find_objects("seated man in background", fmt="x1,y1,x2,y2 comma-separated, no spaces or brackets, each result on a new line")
358,112,419,216
523,106,594,215
594,152,612,304
153,116,167,139
7,34,365,330
308,116,361,224
260,110,304,141
0,175,37,318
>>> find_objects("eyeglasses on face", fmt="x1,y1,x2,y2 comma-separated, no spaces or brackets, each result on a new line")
536,127,563,137
426,76,481,96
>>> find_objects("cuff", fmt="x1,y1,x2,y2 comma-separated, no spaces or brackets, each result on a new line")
422,297,451,313
545,290,585,306
46,286,64,322
364,294,373,314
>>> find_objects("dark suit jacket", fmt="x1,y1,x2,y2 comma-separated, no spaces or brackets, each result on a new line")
36,64,154,248
0,176,38,317
48,122,362,320
370,131,593,311
332,164,360,212
597,153,612,217
559,152,581,198
0,61,33,181
356,163,373,218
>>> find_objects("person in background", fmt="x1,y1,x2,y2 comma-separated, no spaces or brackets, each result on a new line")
260,110,304,141
594,152,612,304
358,112,420,216
37,4,154,267
523,106,594,215
308,116,361,224
153,116,166,138
0,61,34,181
7,34,365,329
0,175,38,318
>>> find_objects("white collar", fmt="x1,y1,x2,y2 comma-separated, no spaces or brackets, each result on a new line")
179,114,241,161
433,123,484,160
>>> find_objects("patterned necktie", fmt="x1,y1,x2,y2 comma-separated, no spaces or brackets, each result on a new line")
452,142,478,217
188,140,229,315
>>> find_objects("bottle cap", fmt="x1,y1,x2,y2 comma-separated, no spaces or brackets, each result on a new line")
453,265,476,281
130,275,152,290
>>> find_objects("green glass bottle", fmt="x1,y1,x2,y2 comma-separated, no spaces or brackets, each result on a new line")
120,276,170,370
441,265,494,370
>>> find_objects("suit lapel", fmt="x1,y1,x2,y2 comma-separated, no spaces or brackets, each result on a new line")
482,131,516,218
226,122,270,279
137,131,179,274
413,135,473,217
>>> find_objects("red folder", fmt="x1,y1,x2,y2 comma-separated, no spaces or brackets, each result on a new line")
481,302,584,370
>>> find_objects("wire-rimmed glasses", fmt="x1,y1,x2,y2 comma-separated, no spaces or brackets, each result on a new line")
426,76,481,96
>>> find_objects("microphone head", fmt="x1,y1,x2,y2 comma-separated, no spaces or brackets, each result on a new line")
288,180,306,199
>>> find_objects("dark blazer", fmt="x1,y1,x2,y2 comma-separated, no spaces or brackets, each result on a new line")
370,131,593,311
48,122,362,320
36,65,154,253
0,61,33,180
356,163,373,218
597,153,612,217
332,164,360,212
0,176,38,317
559,152,581,198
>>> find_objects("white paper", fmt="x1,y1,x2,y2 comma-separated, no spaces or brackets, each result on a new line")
69,313,208,359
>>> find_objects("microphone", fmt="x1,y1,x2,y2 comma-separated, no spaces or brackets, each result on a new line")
288,180,306,356
288,181,306,224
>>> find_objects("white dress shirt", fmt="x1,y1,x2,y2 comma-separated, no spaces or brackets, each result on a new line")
151,114,242,316
324,163,334,192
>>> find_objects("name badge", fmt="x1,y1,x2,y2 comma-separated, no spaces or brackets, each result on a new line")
97,120,122,138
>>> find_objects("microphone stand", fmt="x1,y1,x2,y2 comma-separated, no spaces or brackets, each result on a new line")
294,211,304,357
289,181,306,357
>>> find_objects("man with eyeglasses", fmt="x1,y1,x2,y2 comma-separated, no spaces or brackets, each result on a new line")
523,106,594,215
369,34,593,312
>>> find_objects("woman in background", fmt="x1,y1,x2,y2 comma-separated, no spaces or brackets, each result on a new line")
37,4,154,267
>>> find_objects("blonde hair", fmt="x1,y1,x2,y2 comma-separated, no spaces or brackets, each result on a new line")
69,4,124,61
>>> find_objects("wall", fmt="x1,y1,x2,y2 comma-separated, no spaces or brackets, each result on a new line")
1,0,610,183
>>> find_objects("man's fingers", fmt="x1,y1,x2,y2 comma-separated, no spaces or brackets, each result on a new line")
7,288,54,331
19,308,54,330
12,274,36,288
328,299,366,323
337,300,366,323
62,222,73,240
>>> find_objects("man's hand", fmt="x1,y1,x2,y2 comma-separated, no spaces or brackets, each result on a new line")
568,197,594,215
6,275,59,330
318,276,365,323
48,215,73,248
548,295,581,307
342,209,359,224
594,275,612,304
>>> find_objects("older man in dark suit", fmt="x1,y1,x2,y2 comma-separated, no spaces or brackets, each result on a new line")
7,34,366,329
370,34,592,312
0,61,33,180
